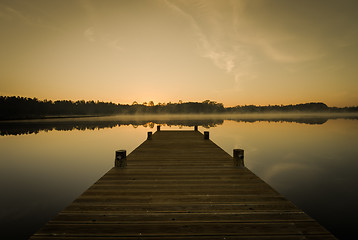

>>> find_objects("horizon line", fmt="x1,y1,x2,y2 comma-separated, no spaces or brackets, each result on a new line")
1,95,358,108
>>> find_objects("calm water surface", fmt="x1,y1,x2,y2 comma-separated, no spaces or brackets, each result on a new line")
0,116,357,239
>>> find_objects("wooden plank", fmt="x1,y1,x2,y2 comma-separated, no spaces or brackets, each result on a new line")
30,130,337,239
61,202,299,213
73,194,288,203
34,222,331,237
51,212,313,223
30,235,337,240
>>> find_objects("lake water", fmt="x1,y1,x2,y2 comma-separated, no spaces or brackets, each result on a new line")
0,114,357,239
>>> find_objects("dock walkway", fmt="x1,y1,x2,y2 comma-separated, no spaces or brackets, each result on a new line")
30,130,336,239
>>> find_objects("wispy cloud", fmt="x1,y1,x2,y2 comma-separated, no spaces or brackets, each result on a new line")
230,1,326,64
252,37,325,63
163,0,327,77
80,1,123,52
78,0,97,24
163,0,255,84
83,26,123,52
0,3,60,31
0,5,31,22
103,35,123,51
84,27,96,42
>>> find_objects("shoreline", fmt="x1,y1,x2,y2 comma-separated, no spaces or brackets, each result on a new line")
1,112,358,123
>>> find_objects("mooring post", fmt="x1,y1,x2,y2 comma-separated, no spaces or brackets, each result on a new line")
115,150,127,167
157,125,161,131
194,126,198,131
147,131,152,140
233,149,244,167
204,131,209,140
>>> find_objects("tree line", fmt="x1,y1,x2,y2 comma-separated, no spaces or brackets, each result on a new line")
0,96,357,120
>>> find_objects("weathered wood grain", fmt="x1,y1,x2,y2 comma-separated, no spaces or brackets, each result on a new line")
30,130,337,239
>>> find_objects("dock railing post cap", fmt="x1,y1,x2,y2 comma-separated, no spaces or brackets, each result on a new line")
233,149,244,167
115,149,127,167
204,131,209,140
147,131,152,140
157,125,161,131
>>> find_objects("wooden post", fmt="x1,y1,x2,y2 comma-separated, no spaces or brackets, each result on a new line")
147,131,152,140
233,149,244,167
157,125,161,131
204,131,209,140
115,150,127,167
194,126,198,131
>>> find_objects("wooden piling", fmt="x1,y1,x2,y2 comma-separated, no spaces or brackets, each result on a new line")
204,131,209,139
31,130,337,240
147,131,152,140
114,150,126,167
233,149,244,167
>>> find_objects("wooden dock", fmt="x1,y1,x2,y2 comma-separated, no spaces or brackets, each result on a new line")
30,129,337,239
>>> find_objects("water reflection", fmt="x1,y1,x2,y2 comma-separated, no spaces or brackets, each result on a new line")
0,117,357,239
208,119,358,240
1,113,357,136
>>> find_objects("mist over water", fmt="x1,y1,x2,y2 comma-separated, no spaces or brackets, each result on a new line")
0,115,357,239
1,113,357,136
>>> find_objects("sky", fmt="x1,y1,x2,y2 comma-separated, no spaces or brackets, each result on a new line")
0,0,357,107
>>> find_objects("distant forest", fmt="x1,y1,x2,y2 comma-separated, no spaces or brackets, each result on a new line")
1,96,357,120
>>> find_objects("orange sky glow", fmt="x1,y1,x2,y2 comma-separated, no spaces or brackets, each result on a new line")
1,0,358,107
